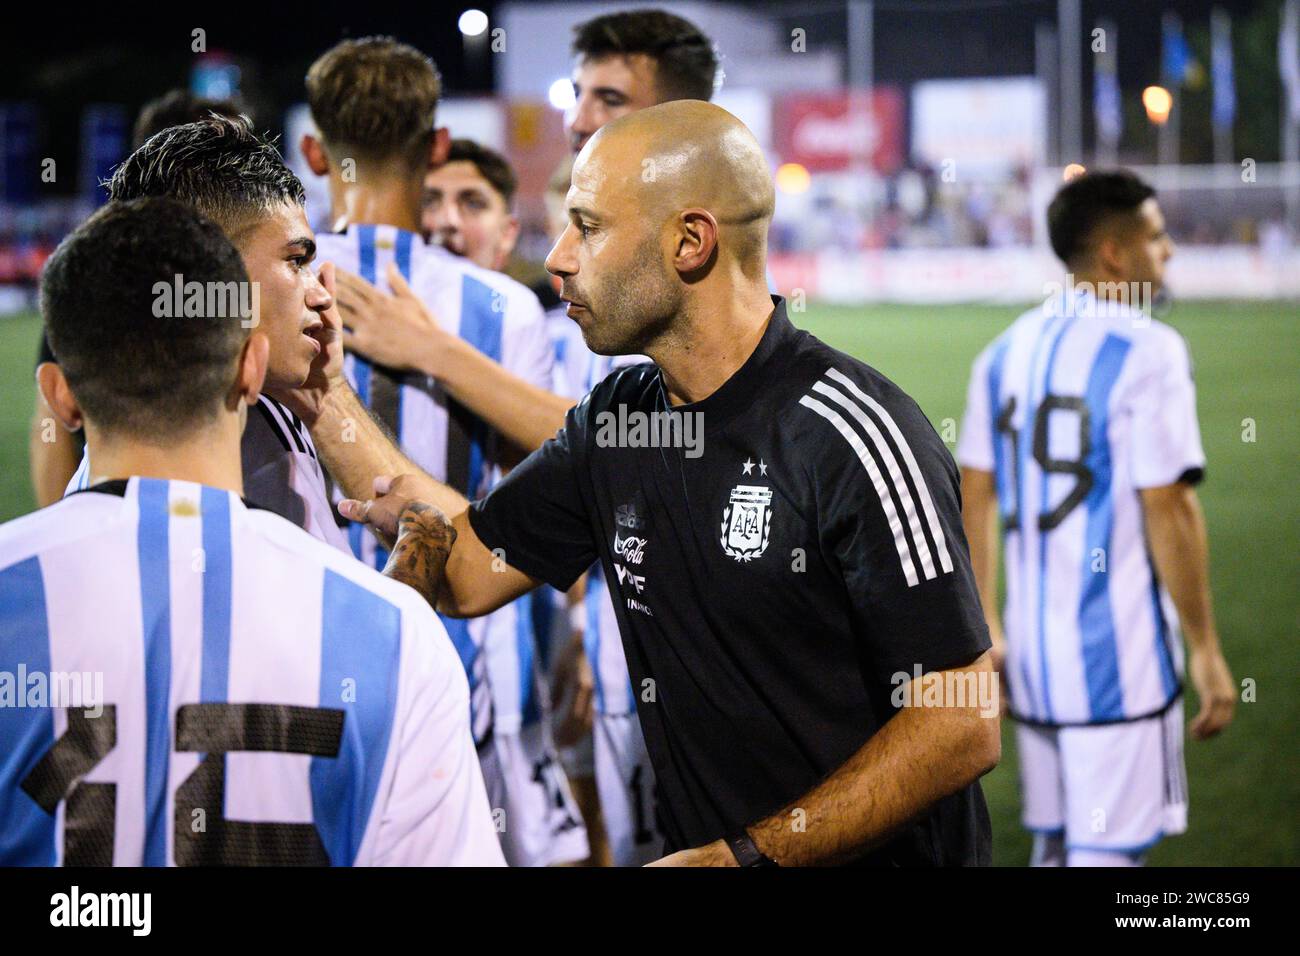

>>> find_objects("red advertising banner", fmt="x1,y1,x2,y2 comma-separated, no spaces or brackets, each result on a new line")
773,89,905,173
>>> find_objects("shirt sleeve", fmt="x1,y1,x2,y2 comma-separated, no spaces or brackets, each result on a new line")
807,378,991,686
367,602,505,866
955,345,996,472
1127,330,1206,488
468,401,597,591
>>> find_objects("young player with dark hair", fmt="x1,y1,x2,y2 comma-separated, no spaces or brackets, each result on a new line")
29,90,247,508
2,197,501,866
958,169,1236,866
420,139,519,270
567,8,720,153
56,116,348,554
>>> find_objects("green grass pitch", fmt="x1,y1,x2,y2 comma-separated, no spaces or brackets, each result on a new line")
0,300,1295,865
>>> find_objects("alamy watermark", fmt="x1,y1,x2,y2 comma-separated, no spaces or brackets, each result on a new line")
153,274,260,328
1044,274,1156,322
50,886,150,936
890,664,1000,718
0,666,103,718
594,404,704,459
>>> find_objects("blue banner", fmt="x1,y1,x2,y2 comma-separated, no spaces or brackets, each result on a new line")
1162,17,1192,85
1211,12,1235,129
0,104,37,204
79,105,128,207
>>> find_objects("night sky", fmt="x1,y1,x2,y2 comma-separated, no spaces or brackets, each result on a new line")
0,0,1281,194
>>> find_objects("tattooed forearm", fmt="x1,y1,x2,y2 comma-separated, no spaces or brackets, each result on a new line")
382,501,458,608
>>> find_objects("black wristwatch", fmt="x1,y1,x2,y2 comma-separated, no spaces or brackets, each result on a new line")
726,829,779,867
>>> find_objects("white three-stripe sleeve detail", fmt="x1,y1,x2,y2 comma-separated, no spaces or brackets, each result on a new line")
824,367,954,574
798,394,919,587
811,380,937,581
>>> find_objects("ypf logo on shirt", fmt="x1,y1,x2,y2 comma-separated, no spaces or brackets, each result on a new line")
720,484,773,562
613,502,650,602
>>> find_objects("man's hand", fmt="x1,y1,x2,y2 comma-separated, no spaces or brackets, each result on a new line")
646,840,736,867
743,651,999,866
339,261,573,453
381,500,458,609
336,263,455,375
269,261,346,426
338,471,535,619
1188,646,1236,740
339,473,451,552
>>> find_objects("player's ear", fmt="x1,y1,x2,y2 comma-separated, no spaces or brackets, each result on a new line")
1093,234,1126,279
233,331,270,408
301,133,329,177
498,214,521,266
35,362,83,433
429,127,451,169
673,208,718,277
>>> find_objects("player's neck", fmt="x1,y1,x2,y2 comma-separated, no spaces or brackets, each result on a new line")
1068,270,1130,305
328,174,423,235
653,278,775,407
83,418,245,496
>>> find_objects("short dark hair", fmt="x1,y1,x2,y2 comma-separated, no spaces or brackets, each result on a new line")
306,36,441,169
1047,169,1157,266
41,198,251,439
572,9,719,102
132,88,244,149
108,115,305,241
446,139,517,206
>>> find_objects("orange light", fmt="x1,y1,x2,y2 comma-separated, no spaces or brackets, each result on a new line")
1142,86,1173,125
775,163,811,195
1063,163,1087,182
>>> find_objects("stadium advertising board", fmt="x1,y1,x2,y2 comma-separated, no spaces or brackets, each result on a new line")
773,90,905,173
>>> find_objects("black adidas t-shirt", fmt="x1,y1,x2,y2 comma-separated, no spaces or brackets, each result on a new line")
469,297,992,865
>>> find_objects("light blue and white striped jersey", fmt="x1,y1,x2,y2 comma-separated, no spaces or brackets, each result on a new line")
64,396,352,556
0,477,503,866
957,289,1205,725
541,305,645,715
316,225,553,738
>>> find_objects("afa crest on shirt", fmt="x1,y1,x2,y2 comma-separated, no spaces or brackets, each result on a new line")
720,484,773,562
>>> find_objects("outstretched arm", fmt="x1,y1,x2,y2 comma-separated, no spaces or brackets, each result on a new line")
340,473,538,619
266,263,484,609
336,264,573,452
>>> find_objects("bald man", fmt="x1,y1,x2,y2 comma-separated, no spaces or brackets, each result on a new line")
340,102,1000,867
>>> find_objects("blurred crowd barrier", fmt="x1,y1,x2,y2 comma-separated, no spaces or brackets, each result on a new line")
768,244,1300,304
2,162,1297,311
